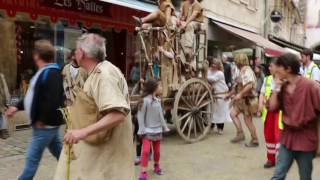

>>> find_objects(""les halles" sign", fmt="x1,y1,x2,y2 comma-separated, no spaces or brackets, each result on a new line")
41,0,111,16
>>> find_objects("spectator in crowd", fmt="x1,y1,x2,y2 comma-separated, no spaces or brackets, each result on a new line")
0,73,10,139
255,65,265,95
228,57,240,85
269,53,320,180
62,49,87,106
300,48,320,82
222,55,233,90
258,60,283,169
130,62,140,85
207,57,232,134
226,53,259,147
5,40,64,180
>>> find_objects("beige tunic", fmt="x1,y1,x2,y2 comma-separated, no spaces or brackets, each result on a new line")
54,61,134,180
233,66,258,116
181,0,204,49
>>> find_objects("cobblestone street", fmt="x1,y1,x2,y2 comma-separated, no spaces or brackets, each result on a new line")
0,119,319,180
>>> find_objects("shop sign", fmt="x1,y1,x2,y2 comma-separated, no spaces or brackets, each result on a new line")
40,0,111,17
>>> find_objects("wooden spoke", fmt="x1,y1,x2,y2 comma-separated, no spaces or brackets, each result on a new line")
198,100,211,109
192,116,198,138
187,117,193,139
178,106,191,111
196,114,207,130
178,112,192,122
195,85,202,103
191,83,197,102
187,84,194,105
196,91,208,106
200,111,212,114
181,116,192,133
181,96,193,109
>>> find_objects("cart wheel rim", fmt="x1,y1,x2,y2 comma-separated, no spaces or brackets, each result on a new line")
173,78,214,143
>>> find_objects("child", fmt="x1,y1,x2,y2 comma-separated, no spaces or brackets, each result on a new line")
137,79,170,180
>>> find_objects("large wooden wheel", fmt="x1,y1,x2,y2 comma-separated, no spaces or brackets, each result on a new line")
173,78,214,143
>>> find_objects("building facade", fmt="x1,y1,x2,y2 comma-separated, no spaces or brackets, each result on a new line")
265,0,305,46
203,0,264,34
304,0,320,51
202,0,285,60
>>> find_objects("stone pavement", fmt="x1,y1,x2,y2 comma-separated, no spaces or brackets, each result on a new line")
0,119,319,180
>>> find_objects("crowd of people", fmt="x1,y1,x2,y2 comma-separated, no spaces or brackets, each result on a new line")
0,33,319,180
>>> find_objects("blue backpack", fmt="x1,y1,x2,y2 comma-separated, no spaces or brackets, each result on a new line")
41,64,61,83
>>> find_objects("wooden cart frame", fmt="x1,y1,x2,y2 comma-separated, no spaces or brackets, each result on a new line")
130,25,216,143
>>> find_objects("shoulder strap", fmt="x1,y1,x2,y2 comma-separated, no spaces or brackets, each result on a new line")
41,64,61,83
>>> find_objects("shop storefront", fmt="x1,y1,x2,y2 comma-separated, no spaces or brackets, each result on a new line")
207,20,284,61
0,0,152,97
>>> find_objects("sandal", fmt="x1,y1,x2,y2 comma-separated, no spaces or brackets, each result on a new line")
245,140,259,147
132,16,143,27
154,164,163,175
138,172,148,180
0,129,10,139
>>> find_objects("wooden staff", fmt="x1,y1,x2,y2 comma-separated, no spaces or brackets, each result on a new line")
59,107,72,180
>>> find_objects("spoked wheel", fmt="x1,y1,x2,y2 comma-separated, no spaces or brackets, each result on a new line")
173,78,214,143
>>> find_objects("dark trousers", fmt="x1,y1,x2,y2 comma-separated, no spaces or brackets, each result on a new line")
211,123,224,130
133,118,142,157
271,144,316,180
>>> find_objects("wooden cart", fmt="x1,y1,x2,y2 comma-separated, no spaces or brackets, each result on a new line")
130,24,216,143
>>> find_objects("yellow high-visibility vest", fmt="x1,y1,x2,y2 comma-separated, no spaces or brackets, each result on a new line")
261,75,284,129
305,62,319,79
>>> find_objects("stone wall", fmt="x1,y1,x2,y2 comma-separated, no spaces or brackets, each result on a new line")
0,19,17,92
203,0,265,33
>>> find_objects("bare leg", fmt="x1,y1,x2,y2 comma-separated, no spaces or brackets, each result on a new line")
141,11,160,24
230,108,243,132
244,115,259,147
230,108,245,143
244,115,258,140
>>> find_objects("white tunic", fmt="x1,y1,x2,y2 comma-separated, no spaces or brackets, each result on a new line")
207,70,232,124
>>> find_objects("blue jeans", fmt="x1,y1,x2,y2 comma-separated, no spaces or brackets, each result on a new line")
271,144,316,180
19,127,62,180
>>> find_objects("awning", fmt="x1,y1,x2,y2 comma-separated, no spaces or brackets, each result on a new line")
269,35,320,59
0,0,152,32
268,35,305,52
214,22,284,57
100,0,158,13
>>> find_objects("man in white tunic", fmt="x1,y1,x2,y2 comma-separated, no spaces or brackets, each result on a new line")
54,34,134,180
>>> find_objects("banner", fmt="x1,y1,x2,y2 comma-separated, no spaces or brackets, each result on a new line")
40,0,112,17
